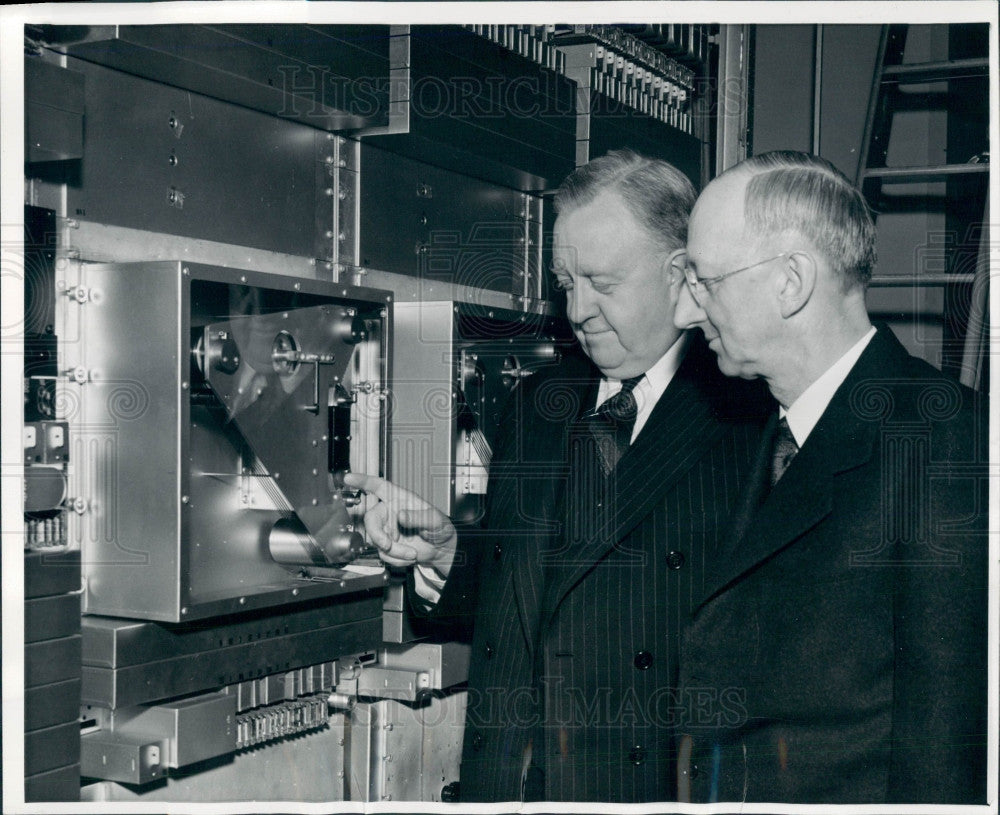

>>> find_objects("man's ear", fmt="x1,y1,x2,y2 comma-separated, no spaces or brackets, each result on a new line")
778,251,816,318
664,248,687,287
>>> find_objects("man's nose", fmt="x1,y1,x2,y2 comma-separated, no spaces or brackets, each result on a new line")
565,286,598,326
673,283,706,330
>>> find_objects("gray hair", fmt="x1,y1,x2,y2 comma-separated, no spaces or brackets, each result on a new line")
726,151,877,290
554,149,696,252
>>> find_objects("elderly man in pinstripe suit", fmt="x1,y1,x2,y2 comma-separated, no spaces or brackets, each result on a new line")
345,150,771,803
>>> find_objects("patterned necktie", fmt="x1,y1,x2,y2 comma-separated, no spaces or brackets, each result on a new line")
584,375,643,476
770,416,799,486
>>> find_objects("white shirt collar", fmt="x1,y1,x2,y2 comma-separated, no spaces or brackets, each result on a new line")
781,326,877,447
596,332,690,442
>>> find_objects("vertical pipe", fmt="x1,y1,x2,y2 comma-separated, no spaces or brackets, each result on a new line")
715,25,752,175
812,25,824,155
959,187,989,390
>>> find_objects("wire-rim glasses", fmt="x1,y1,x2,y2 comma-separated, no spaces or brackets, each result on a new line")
683,252,789,306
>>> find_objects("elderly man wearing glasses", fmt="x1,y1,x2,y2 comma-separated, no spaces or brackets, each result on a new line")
671,150,988,805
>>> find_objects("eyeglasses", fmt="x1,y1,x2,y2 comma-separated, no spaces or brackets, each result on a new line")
682,252,789,306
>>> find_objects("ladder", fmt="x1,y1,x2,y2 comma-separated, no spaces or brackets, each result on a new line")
856,23,989,390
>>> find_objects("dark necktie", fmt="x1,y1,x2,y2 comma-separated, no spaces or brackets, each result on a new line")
583,375,643,476
770,416,799,486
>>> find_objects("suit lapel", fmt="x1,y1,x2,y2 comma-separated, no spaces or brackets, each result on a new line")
720,411,779,552
540,345,730,628
697,333,893,609
509,368,598,654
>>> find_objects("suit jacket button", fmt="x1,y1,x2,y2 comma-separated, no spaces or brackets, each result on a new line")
633,650,653,670
471,732,484,751
493,543,502,560
666,550,686,570
485,643,494,660
628,745,646,765
689,763,700,779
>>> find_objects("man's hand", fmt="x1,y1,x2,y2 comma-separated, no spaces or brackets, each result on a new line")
343,472,457,575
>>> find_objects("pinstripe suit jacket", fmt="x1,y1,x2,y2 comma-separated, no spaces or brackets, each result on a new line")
429,334,770,802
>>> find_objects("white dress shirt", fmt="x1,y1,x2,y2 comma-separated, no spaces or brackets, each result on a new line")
414,332,692,604
781,326,877,447
595,332,689,443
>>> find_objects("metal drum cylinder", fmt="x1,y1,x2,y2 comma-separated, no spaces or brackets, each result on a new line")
268,516,364,567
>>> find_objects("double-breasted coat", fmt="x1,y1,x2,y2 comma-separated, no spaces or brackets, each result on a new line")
425,336,770,802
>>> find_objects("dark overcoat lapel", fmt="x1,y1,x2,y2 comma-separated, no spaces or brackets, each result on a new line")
698,335,888,608
679,325,988,804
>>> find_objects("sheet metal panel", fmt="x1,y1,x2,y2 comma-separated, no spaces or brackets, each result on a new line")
25,763,80,803
359,143,528,293
80,721,346,802
82,616,381,708
366,26,577,191
62,25,389,131
25,721,81,776
83,591,382,668
587,92,702,185
24,549,81,599
61,261,389,621
25,679,82,732
25,593,81,643
25,635,82,689
25,57,85,163
63,58,321,258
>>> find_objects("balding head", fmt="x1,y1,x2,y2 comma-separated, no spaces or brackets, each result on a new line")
722,151,877,291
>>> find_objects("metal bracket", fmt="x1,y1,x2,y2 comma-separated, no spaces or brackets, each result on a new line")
63,285,90,304
64,365,91,384
334,642,472,704
81,731,164,785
